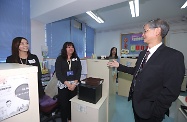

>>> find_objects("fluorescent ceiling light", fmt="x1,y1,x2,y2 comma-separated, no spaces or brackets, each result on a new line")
129,1,135,17
86,11,104,23
181,1,187,9
129,0,139,17
134,0,139,17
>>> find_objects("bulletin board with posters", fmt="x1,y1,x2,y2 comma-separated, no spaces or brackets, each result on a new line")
120,33,147,57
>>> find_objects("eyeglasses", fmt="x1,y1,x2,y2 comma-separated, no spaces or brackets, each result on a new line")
143,28,151,34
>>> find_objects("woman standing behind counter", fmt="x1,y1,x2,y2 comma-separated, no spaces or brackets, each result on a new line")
109,47,118,59
6,37,45,99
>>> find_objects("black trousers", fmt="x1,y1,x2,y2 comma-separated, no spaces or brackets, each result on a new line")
58,87,77,122
132,100,164,122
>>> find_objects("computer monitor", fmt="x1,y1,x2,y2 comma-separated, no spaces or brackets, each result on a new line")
0,58,6,63
97,56,109,60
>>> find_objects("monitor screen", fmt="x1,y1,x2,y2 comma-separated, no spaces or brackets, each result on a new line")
0,58,6,63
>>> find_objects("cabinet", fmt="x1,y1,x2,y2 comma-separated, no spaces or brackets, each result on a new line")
86,59,116,122
70,96,107,122
71,59,116,122
118,58,137,97
0,63,39,122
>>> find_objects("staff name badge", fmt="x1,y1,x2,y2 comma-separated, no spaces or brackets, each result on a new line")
67,71,74,76
28,59,36,64
72,58,77,61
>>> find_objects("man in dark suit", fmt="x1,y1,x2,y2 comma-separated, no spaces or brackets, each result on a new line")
107,19,185,122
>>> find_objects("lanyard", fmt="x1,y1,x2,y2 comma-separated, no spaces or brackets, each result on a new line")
20,58,27,65
67,60,71,70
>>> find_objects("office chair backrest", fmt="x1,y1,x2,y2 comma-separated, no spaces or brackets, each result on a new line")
44,72,58,98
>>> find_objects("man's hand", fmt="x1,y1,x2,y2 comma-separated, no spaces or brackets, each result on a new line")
107,60,119,68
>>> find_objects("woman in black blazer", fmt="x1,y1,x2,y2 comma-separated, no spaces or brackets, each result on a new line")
55,42,82,122
6,37,45,99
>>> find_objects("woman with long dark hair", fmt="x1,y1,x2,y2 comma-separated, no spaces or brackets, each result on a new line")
55,42,82,122
109,47,118,59
6,37,45,98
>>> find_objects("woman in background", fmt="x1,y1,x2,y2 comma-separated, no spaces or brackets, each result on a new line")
55,42,82,122
109,47,118,59
6,37,45,99
109,47,119,82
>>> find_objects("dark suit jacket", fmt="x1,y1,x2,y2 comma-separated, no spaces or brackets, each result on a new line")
117,44,185,119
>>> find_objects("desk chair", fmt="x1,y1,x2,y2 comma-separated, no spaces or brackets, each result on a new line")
40,95,61,122
40,72,61,122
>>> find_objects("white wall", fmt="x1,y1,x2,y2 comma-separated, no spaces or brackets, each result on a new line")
95,31,121,57
95,26,142,56
31,20,45,61
169,32,187,73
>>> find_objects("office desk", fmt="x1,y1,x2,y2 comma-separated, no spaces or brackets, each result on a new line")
175,96,187,122
181,76,187,91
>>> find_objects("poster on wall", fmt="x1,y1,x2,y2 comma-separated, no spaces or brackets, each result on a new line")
0,75,30,121
121,33,147,57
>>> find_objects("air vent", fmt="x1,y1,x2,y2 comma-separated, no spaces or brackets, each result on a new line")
182,15,187,21
73,20,82,30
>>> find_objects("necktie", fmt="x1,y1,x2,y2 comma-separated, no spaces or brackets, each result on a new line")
128,50,150,101
134,50,150,79
141,50,150,68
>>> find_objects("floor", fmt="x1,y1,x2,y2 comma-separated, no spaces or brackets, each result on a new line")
41,90,187,122
111,90,187,122
111,95,172,122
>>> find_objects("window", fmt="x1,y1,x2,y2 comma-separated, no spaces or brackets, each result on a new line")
46,19,71,58
45,18,94,59
0,0,31,62
86,26,94,57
